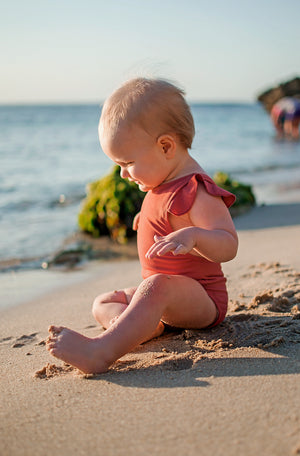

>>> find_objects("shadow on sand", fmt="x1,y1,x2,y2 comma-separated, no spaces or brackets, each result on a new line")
87,351,300,389
86,312,300,388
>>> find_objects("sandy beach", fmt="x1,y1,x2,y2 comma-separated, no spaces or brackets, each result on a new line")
1,203,300,456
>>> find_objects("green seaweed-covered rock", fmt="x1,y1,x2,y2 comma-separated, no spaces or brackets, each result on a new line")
78,165,145,243
213,171,256,207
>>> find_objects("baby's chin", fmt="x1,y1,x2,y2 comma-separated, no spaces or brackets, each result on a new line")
137,182,152,192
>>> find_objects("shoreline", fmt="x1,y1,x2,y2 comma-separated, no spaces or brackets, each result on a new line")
1,201,300,455
0,233,139,311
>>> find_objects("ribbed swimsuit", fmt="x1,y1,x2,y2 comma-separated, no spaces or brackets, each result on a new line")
137,172,236,326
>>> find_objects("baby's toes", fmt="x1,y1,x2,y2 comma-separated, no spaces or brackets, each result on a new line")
48,325,64,335
46,341,56,351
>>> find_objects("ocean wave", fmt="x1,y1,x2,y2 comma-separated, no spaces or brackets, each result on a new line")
229,162,300,177
0,192,85,214
1,200,38,212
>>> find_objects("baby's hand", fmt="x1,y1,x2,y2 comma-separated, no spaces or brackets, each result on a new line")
133,212,140,231
145,228,196,259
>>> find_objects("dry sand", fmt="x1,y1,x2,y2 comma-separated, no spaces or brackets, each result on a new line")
1,203,300,456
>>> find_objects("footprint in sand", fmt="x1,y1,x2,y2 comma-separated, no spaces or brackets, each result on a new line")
0,336,14,345
243,262,296,279
11,332,39,348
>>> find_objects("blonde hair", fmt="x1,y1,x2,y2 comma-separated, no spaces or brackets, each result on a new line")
100,78,195,149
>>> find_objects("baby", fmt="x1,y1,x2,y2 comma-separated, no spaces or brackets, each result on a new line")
46,78,238,374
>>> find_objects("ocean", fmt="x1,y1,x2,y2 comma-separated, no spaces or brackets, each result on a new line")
1,103,300,269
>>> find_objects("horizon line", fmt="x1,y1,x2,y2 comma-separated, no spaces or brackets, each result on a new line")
0,98,257,107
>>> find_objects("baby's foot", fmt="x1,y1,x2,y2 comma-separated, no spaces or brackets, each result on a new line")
46,325,110,374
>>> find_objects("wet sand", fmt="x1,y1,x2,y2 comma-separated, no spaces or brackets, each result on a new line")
1,203,300,456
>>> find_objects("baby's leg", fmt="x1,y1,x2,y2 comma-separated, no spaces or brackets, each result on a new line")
92,287,164,340
46,274,216,374
92,287,136,329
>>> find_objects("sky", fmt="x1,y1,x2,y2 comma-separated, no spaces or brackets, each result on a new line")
1,0,300,104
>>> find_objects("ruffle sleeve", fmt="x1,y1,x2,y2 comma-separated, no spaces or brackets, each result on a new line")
167,173,236,216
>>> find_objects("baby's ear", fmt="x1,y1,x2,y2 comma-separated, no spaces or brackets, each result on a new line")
157,135,176,157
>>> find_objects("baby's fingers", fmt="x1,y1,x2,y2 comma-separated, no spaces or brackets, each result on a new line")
145,238,165,258
146,240,178,259
145,242,165,259
173,243,189,255
155,242,177,257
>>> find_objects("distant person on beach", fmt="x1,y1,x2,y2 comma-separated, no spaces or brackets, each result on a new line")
271,97,300,140
46,78,238,374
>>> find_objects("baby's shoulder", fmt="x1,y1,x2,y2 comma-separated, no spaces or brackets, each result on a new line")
191,182,226,212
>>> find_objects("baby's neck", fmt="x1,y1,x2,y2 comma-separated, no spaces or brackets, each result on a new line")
164,154,203,183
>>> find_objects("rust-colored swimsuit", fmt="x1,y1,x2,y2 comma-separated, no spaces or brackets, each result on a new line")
137,172,236,326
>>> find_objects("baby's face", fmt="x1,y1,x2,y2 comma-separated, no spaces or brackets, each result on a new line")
99,123,172,192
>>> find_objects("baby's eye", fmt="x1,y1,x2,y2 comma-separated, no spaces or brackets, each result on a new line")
118,161,133,168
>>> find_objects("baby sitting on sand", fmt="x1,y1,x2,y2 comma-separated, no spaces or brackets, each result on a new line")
46,77,238,374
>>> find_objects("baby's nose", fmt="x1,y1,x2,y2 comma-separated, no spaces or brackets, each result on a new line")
120,167,129,179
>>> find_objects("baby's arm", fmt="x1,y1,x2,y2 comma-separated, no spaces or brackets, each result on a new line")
146,185,238,263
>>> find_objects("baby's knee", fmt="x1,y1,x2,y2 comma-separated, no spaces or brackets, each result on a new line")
92,290,127,312
141,274,173,296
